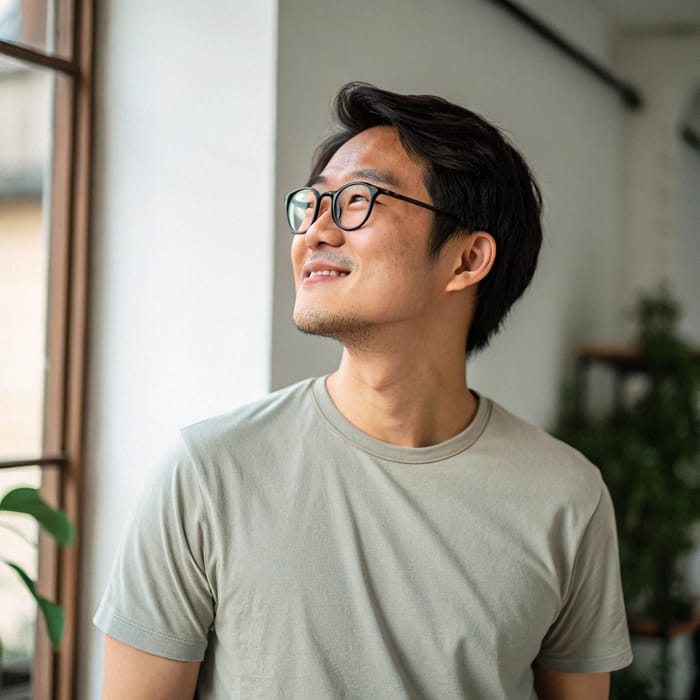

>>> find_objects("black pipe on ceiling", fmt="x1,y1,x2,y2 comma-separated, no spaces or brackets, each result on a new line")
681,125,700,155
485,0,644,110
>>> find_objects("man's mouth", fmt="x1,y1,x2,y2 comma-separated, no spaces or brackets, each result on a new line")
301,254,355,282
306,269,350,279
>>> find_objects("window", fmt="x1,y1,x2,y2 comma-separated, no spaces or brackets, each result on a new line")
0,0,93,697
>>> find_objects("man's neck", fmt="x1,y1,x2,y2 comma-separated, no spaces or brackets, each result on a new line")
326,349,477,448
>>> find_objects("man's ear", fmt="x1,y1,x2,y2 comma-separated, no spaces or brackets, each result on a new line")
445,231,496,292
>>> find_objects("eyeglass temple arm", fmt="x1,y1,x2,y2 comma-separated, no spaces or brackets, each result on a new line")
377,188,461,222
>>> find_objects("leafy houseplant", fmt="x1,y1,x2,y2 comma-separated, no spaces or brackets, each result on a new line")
0,486,75,654
555,287,700,697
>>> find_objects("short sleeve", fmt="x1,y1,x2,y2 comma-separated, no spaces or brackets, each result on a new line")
535,483,634,673
93,438,214,661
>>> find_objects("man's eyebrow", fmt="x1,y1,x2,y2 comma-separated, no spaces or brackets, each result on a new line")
352,168,399,188
307,169,400,189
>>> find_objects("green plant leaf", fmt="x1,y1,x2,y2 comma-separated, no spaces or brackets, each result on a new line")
554,284,700,623
0,487,75,545
5,561,65,649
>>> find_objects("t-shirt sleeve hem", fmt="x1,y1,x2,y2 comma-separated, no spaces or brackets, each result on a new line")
93,602,207,663
534,648,633,674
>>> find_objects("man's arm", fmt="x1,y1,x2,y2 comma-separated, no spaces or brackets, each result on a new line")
101,635,201,700
533,667,610,700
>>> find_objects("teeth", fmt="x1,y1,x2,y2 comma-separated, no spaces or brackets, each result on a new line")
308,270,348,278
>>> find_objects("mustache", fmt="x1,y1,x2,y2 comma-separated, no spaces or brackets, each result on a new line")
305,252,356,270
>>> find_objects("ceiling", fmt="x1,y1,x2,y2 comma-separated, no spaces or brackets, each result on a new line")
590,0,700,33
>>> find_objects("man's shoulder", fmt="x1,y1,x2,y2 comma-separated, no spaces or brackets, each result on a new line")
180,377,318,455
482,398,604,503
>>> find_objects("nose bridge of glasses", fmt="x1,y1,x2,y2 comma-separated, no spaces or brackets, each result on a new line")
314,189,338,225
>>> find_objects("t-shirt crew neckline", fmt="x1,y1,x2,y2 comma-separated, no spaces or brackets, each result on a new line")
311,376,492,464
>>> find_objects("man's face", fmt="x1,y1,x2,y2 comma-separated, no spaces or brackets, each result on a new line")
291,125,449,346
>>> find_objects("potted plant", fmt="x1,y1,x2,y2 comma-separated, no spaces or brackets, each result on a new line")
555,286,700,699
0,485,75,689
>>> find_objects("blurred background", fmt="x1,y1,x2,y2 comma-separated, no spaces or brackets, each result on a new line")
0,0,698,698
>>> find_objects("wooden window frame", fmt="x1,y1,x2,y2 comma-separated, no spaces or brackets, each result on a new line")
0,0,94,698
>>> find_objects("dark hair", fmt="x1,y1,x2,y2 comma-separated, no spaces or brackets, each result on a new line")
309,82,543,354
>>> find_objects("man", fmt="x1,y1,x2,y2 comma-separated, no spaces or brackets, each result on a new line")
96,82,632,699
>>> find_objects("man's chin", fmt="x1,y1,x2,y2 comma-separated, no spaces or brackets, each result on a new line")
293,310,370,346
293,310,346,338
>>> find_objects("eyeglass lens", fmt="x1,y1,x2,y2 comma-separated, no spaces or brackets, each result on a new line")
287,183,374,233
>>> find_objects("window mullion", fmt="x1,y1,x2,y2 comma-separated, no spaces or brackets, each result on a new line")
54,0,95,696
0,456,67,469
0,39,77,75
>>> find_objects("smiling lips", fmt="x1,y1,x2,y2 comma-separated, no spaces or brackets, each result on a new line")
307,269,349,279
301,258,353,284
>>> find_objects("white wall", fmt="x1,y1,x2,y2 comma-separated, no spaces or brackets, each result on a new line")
77,1,277,696
270,0,625,428
615,34,700,318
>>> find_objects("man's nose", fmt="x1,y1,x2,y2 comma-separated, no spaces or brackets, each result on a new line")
304,198,344,248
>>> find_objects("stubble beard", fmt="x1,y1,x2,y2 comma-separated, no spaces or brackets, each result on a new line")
293,309,373,351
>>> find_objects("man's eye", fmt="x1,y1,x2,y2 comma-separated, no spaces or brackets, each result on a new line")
348,194,369,204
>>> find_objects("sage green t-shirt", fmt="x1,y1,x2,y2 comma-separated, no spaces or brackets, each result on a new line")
94,377,632,698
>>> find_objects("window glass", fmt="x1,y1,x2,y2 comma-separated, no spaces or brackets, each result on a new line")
0,53,53,694
0,54,52,458
0,2,84,695
0,0,71,59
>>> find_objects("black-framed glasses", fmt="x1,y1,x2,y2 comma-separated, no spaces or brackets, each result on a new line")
285,181,460,234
